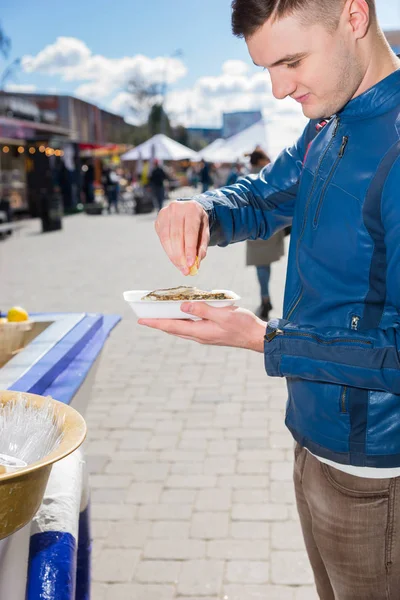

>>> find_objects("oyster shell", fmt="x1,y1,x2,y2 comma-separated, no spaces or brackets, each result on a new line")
141,286,233,301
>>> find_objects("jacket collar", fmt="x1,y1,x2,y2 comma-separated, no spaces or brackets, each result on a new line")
337,67,400,122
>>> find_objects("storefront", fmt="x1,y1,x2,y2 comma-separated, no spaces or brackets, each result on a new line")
0,94,71,217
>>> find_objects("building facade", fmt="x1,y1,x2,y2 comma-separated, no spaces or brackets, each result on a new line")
0,92,136,215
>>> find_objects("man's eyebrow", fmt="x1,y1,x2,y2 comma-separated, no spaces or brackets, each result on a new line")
253,52,307,69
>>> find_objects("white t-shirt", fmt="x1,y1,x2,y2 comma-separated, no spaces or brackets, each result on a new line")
308,450,400,479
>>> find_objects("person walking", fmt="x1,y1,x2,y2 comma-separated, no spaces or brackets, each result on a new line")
199,159,213,193
149,160,169,212
247,148,285,320
102,167,120,214
141,1,400,598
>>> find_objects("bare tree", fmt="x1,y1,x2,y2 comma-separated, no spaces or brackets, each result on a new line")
125,76,163,122
0,25,11,60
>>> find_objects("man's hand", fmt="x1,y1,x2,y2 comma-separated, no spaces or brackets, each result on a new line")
155,200,210,275
138,302,266,353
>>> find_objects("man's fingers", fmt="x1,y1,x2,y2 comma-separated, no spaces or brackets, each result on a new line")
181,302,232,322
184,213,203,268
154,201,209,274
168,205,187,274
138,318,200,337
198,217,210,263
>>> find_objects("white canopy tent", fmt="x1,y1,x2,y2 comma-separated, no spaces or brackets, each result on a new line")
198,114,307,164
198,137,227,162
199,120,268,164
121,133,199,162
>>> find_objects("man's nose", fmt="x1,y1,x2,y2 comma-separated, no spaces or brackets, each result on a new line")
270,72,296,100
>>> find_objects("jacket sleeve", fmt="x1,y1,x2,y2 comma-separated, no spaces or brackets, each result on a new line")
264,155,400,394
191,121,314,247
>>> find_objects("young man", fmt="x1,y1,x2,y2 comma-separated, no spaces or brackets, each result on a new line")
139,1,400,597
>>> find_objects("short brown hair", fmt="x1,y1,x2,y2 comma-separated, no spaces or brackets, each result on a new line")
231,0,376,38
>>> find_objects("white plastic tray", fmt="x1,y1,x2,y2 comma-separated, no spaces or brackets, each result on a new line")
123,289,240,320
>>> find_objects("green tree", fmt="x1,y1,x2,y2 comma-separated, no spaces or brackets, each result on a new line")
147,104,171,137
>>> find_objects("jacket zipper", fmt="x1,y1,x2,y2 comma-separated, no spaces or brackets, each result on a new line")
264,329,371,346
341,315,360,413
313,136,348,228
285,118,341,320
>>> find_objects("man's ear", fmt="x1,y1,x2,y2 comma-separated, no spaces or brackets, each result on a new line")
346,0,371,40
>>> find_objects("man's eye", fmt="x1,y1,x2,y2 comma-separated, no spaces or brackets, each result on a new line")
287,60,301,69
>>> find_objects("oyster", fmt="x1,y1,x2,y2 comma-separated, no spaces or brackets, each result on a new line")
141,286,233,301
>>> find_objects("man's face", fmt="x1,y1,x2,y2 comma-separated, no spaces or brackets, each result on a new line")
246,9,364,119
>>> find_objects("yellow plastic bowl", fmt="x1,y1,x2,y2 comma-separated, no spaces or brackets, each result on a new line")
0,390,87,540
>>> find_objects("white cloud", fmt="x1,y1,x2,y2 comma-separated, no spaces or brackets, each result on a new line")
22,37,91,74
19,41,307,144
4,83,37,93
165,59,305,131
21,37,187,102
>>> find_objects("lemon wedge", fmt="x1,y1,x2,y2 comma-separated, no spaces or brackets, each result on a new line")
7,307,29,322
188,256,200,276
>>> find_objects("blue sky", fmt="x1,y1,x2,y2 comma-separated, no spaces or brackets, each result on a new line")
1,0,400,127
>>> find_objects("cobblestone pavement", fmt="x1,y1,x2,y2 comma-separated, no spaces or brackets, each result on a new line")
1,200,318,600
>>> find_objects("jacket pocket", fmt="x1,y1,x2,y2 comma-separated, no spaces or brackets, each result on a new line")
313,136,348,229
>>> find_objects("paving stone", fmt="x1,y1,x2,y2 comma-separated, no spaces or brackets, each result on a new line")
294,586,319,599
135,560,181,583
159,450,205,463
191,512,230,539
177,560,224,596
271,551,315,585
126,483,163,504
91,503,138,521
207,440,238,455
271,521,305,551
104,521,151,548
218,475,268,489
166,475,217,488
204,457,236,475
237,460,269,474
195,489,232,511
223,584,295,600
90,475,132,488
233,490,268,504
151,520,190,539
232,504,288,521
171,462,204,475
270,481,296,504
86,440,118,454
104,583,175,600
225,561,269,584
92,548,140,582
207,540,269,560
91,582,107,600
91,489,127,504
144,539,206,560
138,504,193,521
269,433,295,449
231,522,270,540
160,490,197,504
270,461,294,482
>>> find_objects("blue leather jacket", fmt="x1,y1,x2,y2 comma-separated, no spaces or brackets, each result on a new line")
196,69,400,468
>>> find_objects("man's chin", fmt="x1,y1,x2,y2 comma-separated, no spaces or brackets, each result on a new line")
301,104,327,120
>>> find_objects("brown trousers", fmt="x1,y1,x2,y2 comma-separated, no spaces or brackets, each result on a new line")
294,444,400,600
